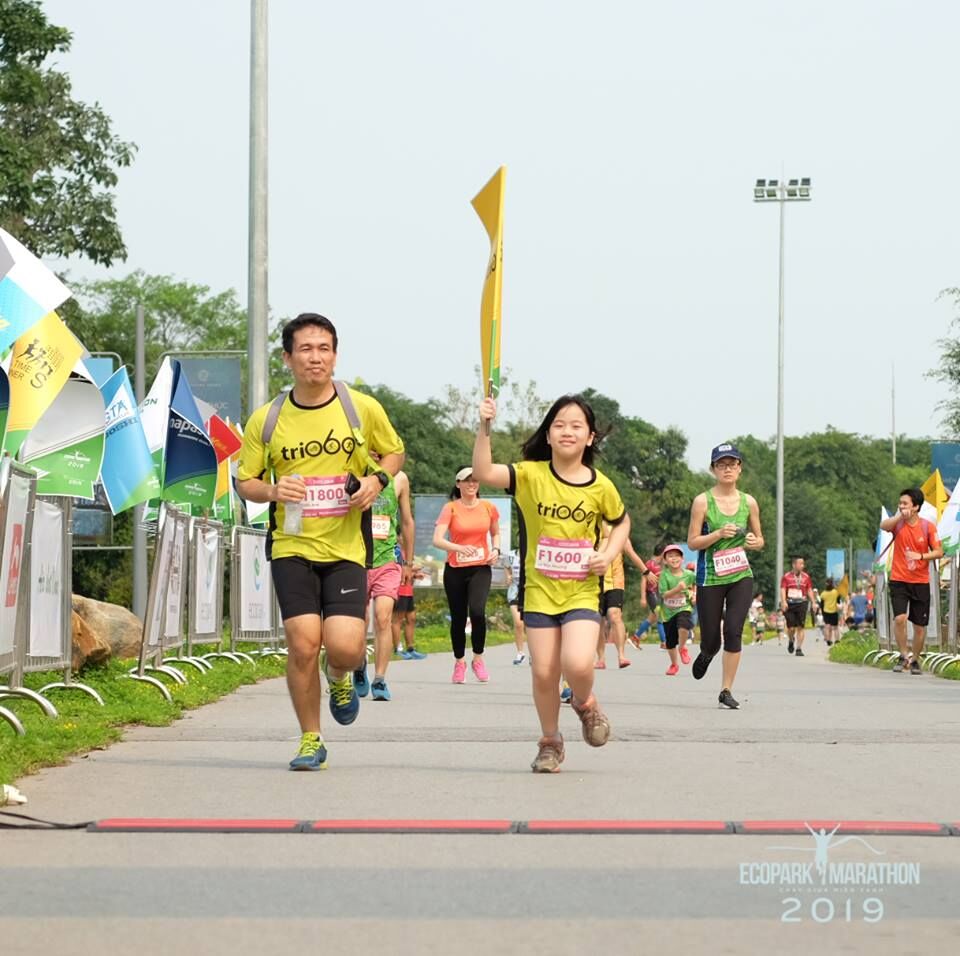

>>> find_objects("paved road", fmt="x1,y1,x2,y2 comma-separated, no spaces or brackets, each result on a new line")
4,632,960,954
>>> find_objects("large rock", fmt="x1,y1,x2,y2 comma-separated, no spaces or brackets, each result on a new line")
71,595,144,663
71,610,111,671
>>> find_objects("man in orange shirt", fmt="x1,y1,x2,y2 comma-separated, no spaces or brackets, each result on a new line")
879,488,943,674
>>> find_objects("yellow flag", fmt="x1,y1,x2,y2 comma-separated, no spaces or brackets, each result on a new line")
920,469,949,521
471,166,506,398
4,311,83,457
837,574,849,599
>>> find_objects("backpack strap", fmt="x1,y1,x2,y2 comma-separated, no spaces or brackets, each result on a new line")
333,380,373,474
261,392,288,447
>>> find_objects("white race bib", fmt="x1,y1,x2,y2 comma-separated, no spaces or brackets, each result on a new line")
535,537,593,580
372,513,391,539
787,587,803,601
713,546,749,577
456,545,487,566
664,593,687,609
302,475,350,518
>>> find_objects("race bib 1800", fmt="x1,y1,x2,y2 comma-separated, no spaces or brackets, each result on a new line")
456,545,488,566
535,537,593,580
713,546,749,577
302,475,350,518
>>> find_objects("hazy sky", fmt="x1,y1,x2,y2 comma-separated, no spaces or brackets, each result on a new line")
42,0,960,467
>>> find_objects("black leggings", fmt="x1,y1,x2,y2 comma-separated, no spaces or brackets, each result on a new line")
696,577,754,656
443,564,491,658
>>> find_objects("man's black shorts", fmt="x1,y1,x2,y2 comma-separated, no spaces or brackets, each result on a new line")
271,557,367,621
601,588,624,615
784,601,808,629
890,580,931,627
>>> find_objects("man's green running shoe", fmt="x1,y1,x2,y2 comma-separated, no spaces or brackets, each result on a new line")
328,673,360,725
289,732,328,771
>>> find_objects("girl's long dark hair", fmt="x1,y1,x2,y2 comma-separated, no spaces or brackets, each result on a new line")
521,394,606,467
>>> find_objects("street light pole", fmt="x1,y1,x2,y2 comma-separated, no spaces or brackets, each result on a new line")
754,177,811,595
247,0,269,415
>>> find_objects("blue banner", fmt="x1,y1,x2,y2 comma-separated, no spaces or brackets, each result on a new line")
179,357,243,423
825,548,845,581
86,357,117,388
162,360,217,511
931,443,960,493
99,368,160,514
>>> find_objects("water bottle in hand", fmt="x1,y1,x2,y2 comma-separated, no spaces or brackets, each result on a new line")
283,474,304,534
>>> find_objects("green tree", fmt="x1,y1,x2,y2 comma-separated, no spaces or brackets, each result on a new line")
930,287,960,435
0,0,135,264
65,271,270,389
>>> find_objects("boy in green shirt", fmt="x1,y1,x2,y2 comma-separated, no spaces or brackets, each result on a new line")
658,544,697,676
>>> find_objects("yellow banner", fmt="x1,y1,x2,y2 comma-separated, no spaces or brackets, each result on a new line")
471,166,506,398
920,469,948,521
4,310,83,456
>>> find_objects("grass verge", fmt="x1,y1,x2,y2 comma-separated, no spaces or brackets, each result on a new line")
1,649,286,785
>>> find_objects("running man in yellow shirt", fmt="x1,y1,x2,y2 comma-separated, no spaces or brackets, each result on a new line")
237,313,404,770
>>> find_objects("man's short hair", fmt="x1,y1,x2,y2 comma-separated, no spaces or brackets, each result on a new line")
900,487,924,509
282,313,338,354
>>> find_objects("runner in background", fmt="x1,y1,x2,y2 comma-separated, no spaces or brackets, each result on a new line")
596,523,630,669
633,544,667,647
392,572,426,659
657,543,696,675
687,443,764,709
473,394,629,773
433,467,501,683
819,578,840,646
780,556,818,658
749,592,766,645
355,466,414,700
880,488,943,674
506,548,527,664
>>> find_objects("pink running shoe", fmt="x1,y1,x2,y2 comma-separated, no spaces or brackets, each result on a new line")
452,659,466,683
666,663,680,676
471,658,490,682
679,646,691,665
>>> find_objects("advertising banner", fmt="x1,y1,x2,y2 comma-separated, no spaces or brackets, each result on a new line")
932,443,960,493
0,366,8,452
163,516,187,641
162,360,217,513
100,368,161,514
193,524,220,637
146,510,176,647
825,548,845,582
3,311,84,457
179,356,242,424
238,531,272,631
28,499,63,658
0,469,32,655
0,228,71,354
19,372,106,499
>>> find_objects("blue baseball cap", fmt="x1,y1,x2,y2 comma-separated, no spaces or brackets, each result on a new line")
710,443,743,464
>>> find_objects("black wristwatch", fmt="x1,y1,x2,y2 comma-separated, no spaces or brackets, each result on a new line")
374,470,390,489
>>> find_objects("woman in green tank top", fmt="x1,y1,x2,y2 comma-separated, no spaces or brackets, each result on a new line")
686,443,764,709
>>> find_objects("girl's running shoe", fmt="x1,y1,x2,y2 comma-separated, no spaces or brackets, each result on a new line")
679,646,691,665
531,735,565,773
666,663,679,676
571,694,610,747
452,659,467,683
471,658,490,682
